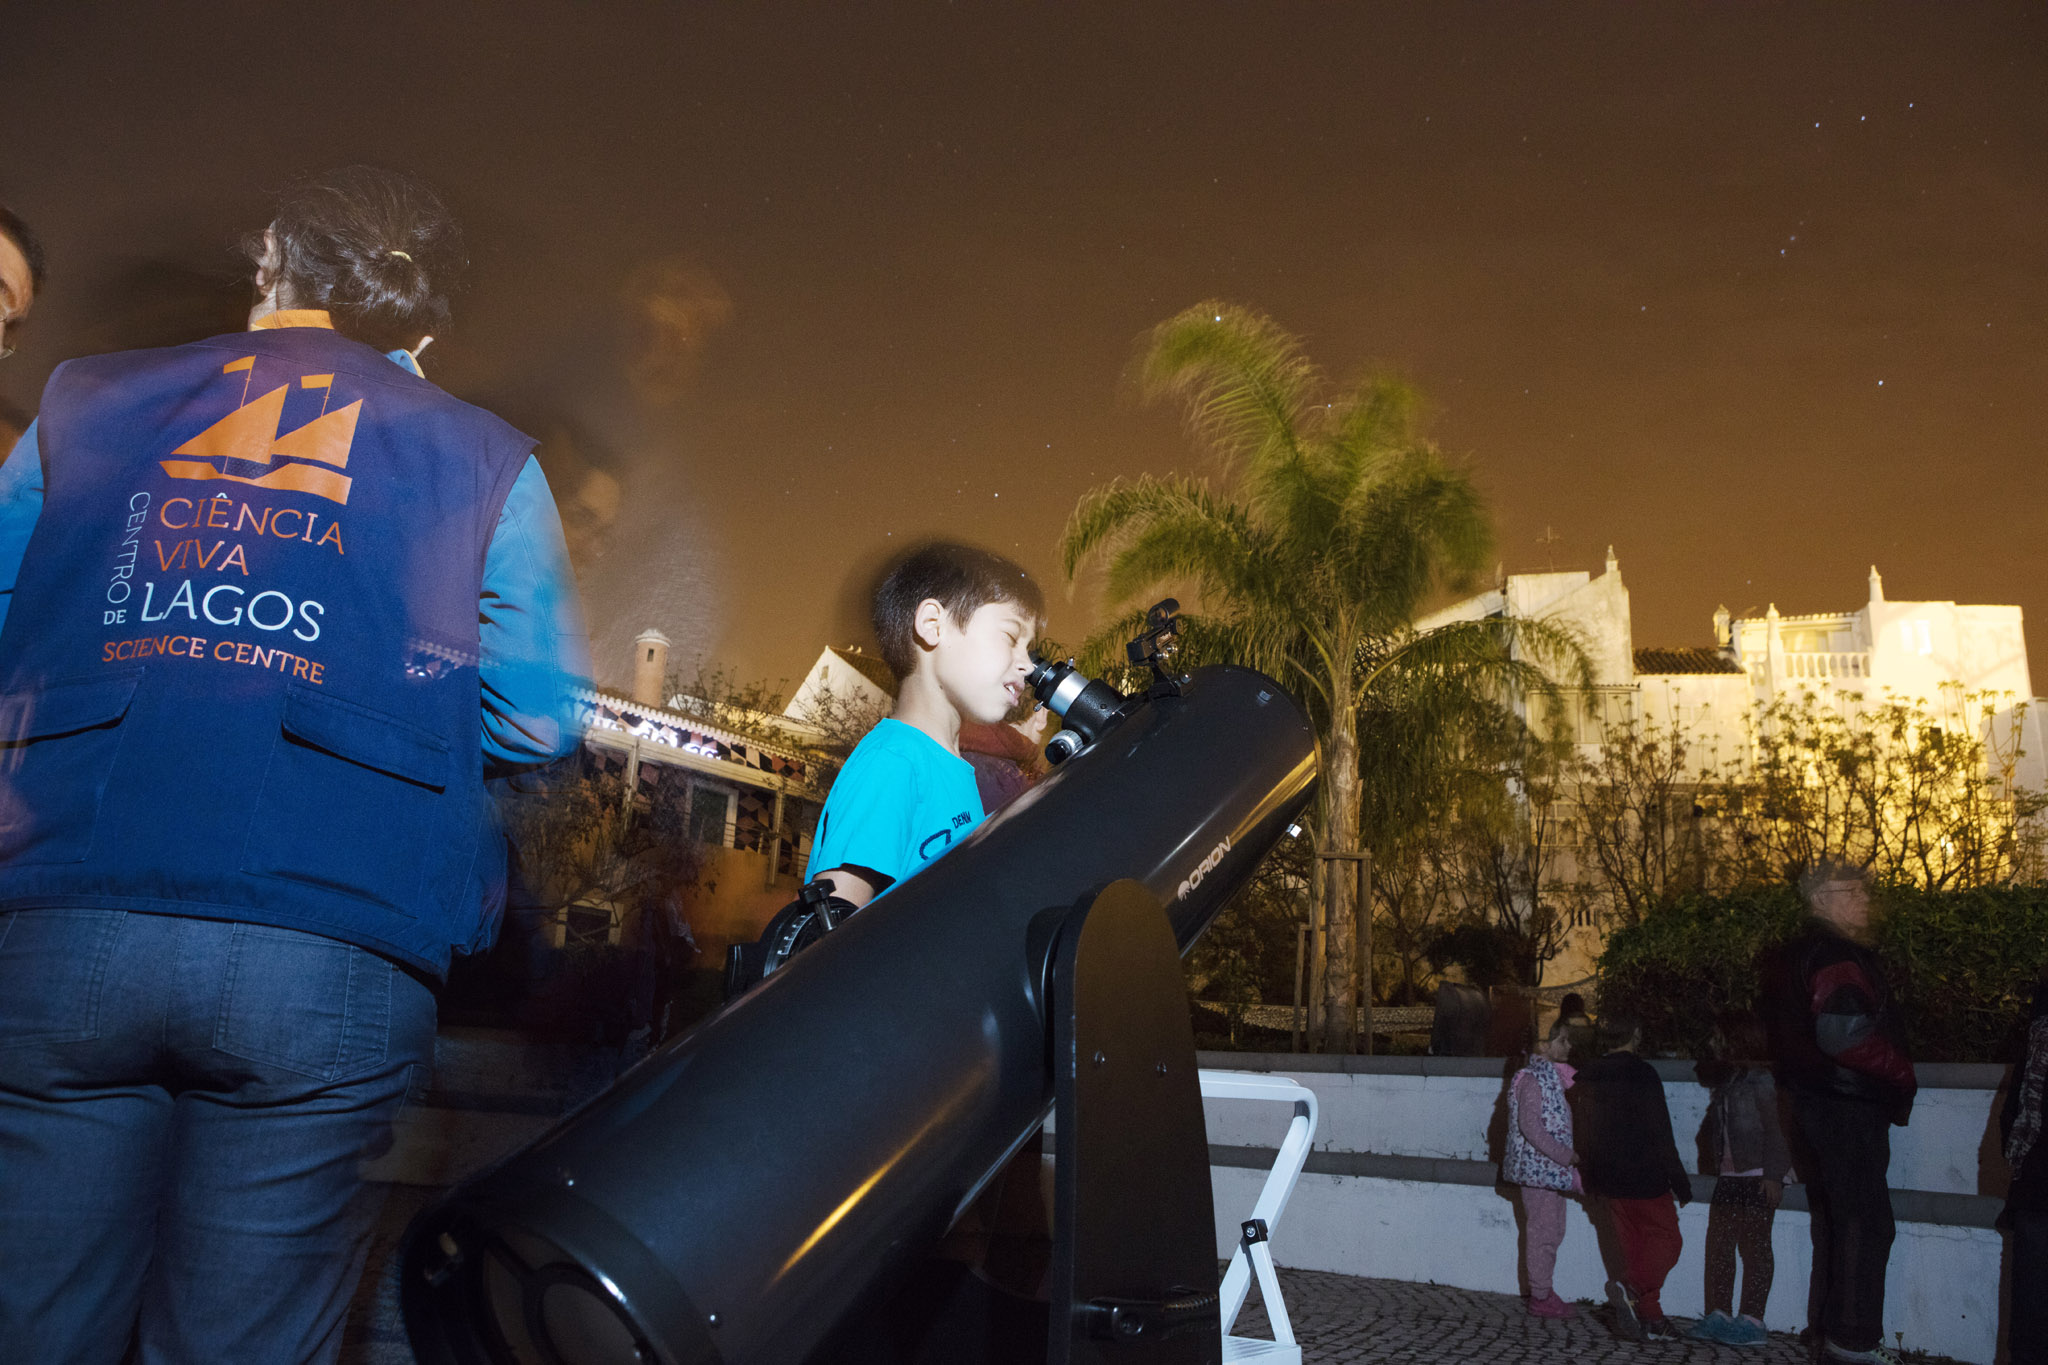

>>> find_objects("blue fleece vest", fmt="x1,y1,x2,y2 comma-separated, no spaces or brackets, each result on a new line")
0,324,532,976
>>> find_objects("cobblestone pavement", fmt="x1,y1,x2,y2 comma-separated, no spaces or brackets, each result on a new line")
1231,1267,1956,1364
348,1209,1953,1365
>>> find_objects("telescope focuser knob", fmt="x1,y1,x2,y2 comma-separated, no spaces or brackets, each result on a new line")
1045,729,1084,766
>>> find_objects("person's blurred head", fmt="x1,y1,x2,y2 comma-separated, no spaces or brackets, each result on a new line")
1558,992,1587,1019
0,202,46,360
1799,856,1873,938
1538,1016,1573,1063
1715,1011,1769,1065
246,166,463,351
1598,1012,1642,1054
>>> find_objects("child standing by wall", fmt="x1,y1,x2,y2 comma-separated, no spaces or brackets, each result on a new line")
1505,1018,1582,1319
1692,1013,1793,1347
1577,1013,1695,1342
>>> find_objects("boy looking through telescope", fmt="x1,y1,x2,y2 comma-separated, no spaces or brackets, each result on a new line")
806,541,1044,907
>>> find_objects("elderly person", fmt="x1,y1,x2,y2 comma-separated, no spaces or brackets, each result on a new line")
0,166,589,1364
1762,858,1916,1365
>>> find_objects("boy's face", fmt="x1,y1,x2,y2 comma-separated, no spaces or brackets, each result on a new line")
920,598,1038,726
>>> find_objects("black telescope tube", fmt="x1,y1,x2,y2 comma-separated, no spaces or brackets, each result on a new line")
402,665,1318,1365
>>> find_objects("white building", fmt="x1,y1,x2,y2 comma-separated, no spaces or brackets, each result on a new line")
1418,553,2046,986
1422,552,2044,791
783,645,894,732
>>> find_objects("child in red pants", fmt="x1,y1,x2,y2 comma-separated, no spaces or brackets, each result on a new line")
1573,1014,1694,1341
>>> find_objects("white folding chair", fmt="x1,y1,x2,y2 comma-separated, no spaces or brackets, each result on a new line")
1200,1069,1318,1365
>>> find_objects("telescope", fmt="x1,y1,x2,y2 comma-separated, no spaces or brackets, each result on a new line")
401,611,1318,1365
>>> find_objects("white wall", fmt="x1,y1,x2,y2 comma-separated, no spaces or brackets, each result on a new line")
1201,1063,2010,1196
1201,1060,2014,1363
1209,1169,2003,1364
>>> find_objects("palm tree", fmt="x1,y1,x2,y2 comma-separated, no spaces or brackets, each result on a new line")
1060,303,1582,1051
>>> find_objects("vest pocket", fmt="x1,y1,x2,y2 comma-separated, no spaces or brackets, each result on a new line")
240,685,453,913
0,670,144,864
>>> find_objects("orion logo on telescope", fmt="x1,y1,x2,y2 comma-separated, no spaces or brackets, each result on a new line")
1176,835,1233,901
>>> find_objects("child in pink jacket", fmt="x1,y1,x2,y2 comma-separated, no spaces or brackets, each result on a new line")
1504,1018,1582,1318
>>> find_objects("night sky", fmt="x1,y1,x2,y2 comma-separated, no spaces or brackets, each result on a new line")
4,3,2042,694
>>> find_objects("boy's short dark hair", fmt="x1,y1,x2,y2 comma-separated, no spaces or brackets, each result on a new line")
872,541,1044,682
1598,1012,1642,1053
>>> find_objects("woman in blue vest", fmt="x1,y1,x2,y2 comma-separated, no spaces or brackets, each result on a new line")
0,166,591,1364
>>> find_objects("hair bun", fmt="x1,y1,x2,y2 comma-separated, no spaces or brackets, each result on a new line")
255,166,462,350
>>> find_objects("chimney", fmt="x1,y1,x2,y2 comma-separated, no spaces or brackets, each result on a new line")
1713,604,1732,650
632,628,671,708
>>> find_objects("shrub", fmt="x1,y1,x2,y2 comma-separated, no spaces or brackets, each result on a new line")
1597,884,2048,1062
1596,888,1805,1058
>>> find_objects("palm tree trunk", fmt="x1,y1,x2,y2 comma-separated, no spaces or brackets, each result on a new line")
1304,853,1327,1046
1319,664,1361,1053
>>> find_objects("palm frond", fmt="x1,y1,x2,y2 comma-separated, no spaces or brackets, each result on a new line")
1059,473,1211,582
1098,508,1271,612
1137,302,1321,474
1327,373,1424,460
1331,452,1495,629
1360,615,1590,707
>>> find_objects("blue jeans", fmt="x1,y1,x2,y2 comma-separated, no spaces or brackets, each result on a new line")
0,908,435,1364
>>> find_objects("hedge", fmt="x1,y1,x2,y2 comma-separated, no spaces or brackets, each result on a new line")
1596,884,2048,1062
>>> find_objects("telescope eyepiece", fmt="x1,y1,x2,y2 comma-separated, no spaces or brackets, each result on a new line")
1025,653,1132,764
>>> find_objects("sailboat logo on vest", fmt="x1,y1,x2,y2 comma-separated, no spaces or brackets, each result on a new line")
94,355,349,683
160,356,359,505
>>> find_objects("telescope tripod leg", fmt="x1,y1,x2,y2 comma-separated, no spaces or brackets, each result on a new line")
1049,880,1221,1365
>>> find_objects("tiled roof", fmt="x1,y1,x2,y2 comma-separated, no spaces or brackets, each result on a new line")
830,646,897,694
1634,646,1743,676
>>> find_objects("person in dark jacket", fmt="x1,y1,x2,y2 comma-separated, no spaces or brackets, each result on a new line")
1761,858,1916,1365
1691,1012,1794,1347
0,168,589,1364
957,706,1049,815
1576,1012,1694,1341
2001,976,2048,1365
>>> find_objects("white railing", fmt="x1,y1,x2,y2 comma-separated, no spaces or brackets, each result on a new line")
1752,652,1871,683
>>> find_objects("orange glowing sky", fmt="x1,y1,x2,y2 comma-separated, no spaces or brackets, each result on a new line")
3,3,2042,695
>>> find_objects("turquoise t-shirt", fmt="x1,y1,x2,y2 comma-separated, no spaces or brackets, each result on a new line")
806,719,985,895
